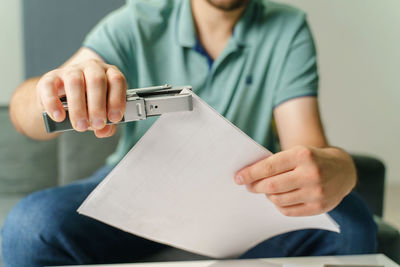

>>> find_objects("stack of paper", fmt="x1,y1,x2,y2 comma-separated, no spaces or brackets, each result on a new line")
78,90,339,258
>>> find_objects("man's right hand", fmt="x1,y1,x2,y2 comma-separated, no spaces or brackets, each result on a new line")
36,58,127,138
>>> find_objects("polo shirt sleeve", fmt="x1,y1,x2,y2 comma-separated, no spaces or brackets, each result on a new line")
82,4,136,85
273,16,319,107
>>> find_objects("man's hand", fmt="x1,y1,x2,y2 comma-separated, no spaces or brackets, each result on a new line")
36,58,127,138
234,146,357,217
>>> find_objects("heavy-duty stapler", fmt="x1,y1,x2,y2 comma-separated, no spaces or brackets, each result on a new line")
43,84,193,133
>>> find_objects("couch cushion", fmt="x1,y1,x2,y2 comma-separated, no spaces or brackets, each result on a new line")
0,107,58,194
58,129,120,185
375,216,400,263
352,155,385,217
0,194,24,267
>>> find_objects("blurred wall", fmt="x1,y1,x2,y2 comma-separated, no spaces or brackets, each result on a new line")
0,0,24,105
22,0,125,78
275,0,400,185
1,0,399,184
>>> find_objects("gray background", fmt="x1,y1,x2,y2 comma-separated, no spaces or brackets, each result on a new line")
23,0,125,78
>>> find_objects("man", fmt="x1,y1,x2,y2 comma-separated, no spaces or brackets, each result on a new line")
2,0,377,266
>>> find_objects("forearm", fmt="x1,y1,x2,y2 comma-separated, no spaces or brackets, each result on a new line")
9,77,60,140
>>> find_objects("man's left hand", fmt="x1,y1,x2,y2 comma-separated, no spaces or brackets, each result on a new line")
234,146,357,216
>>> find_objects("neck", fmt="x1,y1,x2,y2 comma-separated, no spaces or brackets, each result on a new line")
191,0,248,60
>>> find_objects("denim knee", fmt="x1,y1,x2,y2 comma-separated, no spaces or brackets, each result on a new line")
328,191,377,254
1,189,72,267
1,167,112,266
240,192,377,258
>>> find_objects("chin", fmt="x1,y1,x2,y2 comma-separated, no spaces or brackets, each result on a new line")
206,0,248,11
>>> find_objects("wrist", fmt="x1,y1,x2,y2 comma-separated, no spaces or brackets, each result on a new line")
325,146,357,193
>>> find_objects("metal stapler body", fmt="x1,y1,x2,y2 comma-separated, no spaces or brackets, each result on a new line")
42,84,193,133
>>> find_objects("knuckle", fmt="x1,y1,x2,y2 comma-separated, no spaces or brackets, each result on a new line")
108,98,125,110
37,82,52,97
297,146,313,161
263,161,274,177
64,70,83,86
107,64,119,70
108,72,126,85
42,96,59,108
286,194,296,204
37,78,50,90
41,70,57,82
87,74,106,87
108,93,126,110
67,101,87,114
266,181,278,193
69,109,86,119
88,106,105,117
38,72,57,91
275,197,285,206
86,58,102,66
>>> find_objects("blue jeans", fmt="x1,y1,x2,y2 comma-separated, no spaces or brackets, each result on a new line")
1,166,377,266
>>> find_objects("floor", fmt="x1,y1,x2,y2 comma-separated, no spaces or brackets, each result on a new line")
384,184,400,229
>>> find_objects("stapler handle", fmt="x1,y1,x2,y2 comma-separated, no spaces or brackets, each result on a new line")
42,85,192,133
42,111,122,133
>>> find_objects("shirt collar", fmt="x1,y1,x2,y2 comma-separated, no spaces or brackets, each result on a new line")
177,0,196,48
232,0,259,47
177,0,259,49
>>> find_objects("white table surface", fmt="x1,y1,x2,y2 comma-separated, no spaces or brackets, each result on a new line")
64,254,398,267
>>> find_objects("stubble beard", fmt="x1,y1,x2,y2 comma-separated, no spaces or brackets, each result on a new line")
206,0,249,11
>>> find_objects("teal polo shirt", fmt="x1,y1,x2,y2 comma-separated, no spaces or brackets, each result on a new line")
83,0,319,166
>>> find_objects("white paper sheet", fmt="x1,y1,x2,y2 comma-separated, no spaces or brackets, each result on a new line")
78,90,339,258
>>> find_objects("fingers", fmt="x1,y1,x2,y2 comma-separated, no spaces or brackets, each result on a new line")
37,71,66,122
94,124,117,138
106,66,126,122
266,190,305,207
235,150,297,185
84,62,108,130
276,202,327,217
38,59,126,135
270,188,327,216
235,146,339,217
246,171,302,194
63,68,89,132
